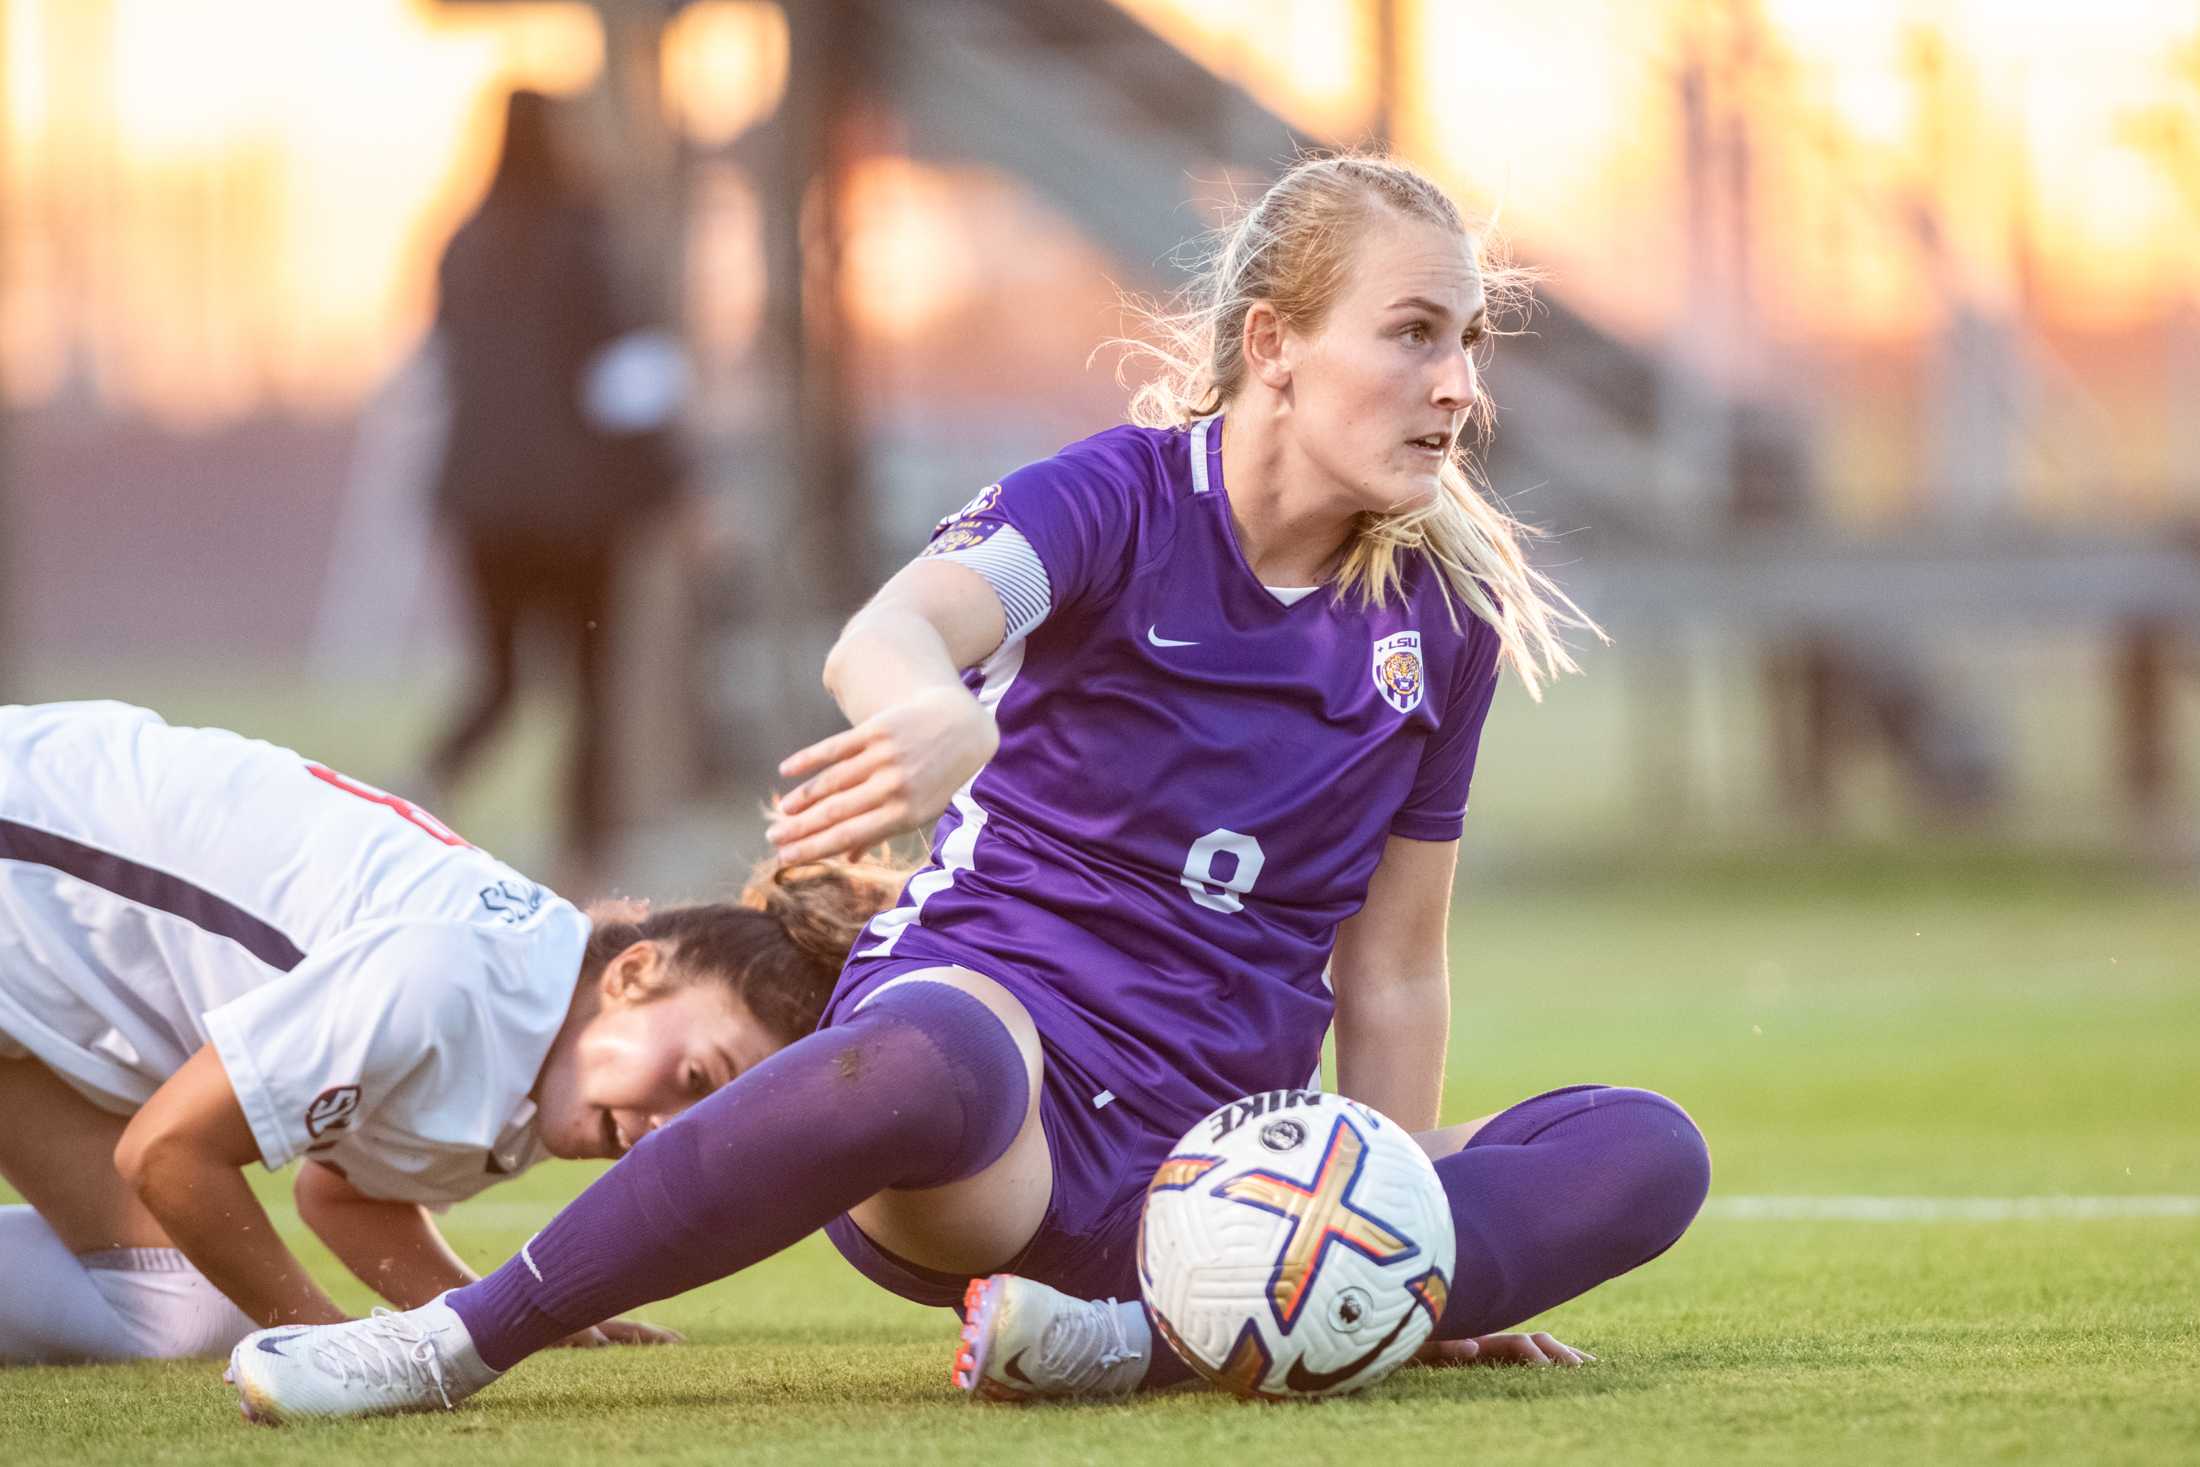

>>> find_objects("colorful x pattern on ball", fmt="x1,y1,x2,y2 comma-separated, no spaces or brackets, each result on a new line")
1216,1115,1418,1333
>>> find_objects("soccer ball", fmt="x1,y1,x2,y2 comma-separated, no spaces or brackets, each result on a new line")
1138,1090,1455,1399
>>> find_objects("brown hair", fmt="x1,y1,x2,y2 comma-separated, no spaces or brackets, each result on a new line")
580,854,908,1042
1113,152,1605,699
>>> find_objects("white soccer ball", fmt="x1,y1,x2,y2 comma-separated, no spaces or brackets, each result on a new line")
1138,1089,1455,1399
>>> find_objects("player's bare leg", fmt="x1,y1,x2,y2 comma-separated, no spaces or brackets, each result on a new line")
0,1058,255,1362
844,969,1051,1274
0,1057,169,1252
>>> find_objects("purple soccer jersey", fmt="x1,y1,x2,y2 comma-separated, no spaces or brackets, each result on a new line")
824,417,1501,1142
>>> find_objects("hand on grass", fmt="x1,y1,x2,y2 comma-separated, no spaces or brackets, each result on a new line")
554,1317,683,1349
770,686,998,863
595,1317,683,1346
1414,1331,1594,1368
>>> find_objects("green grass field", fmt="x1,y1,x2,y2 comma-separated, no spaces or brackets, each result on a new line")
4,856,2195,1464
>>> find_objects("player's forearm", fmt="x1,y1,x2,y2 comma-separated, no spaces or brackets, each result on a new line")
823,602,974,727
305,1196,478,1309
1332,971,1450,1131
123,1147,345,1327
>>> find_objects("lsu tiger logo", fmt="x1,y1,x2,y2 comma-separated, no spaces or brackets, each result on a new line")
932,482,1001,534
1371,630,1423,714
922,518,998,557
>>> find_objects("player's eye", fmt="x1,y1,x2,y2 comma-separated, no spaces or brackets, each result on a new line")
684,1064,709,1097
1400,323,1428,345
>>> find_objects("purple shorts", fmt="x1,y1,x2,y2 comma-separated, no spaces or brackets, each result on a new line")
819,955,1182,1312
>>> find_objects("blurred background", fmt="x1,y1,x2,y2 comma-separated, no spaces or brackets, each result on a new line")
3,0,2198,897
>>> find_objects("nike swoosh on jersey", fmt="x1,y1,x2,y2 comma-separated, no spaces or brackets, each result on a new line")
1280,1309,1419,1394
1146,626,1199,647
256,1332,305,1357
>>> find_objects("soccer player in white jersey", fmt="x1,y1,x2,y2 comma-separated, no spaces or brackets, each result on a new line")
230,154,1710,1421
0,700,899,1365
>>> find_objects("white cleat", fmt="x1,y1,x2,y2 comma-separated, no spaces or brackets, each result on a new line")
953,1274,1149,1403
224,1295,501,1424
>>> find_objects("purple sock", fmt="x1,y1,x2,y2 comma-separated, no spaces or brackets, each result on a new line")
1430,1083,1710,1339
1133,1083,1707,1390
448,981,1028,1370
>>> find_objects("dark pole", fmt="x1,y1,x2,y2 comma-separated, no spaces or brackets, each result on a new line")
770,0,870,623
2116,620,2174,824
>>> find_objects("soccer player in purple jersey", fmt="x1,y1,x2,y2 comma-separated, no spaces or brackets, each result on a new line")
227,155,1710,1420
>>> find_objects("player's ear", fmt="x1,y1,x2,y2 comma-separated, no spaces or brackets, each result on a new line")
599,939,665,1005
1243,300,1292,391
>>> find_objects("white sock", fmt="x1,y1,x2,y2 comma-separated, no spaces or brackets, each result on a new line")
81,1247,258,1360
0,1205,135,1363
0,1205,254,1363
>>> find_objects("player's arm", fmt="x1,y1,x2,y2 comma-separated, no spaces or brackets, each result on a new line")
771,559,1007,863
1328,834,1459,1132
291,1162,679,1347
114,1045,348,1327
292,1161,477,1310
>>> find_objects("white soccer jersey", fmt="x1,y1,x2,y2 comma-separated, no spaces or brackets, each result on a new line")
0,702,589,1208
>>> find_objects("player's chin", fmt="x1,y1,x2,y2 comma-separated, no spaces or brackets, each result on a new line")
1373,470,1442,514
540,1107,619,1161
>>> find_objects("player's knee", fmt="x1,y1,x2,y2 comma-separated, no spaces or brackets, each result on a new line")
1601,1088,1711,1259
852,979,1032,1187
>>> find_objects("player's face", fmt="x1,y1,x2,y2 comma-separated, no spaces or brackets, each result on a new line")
1283,213,1485,514
540,974,781,1160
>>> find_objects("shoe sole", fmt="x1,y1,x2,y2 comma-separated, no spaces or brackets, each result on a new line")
224,1355,277,1426
952,1275,1030,1404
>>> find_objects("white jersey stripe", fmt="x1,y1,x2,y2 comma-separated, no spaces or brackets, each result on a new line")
857,639,1027,957
1188,414,1218,494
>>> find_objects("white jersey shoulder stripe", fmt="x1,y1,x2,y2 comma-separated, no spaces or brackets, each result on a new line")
928,524,1051,644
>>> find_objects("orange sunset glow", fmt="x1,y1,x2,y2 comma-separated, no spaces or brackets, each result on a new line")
2,0,2197,423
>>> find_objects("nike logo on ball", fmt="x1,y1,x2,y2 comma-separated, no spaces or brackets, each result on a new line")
256,1332,304,1357
1281,1311,1418,1394
1147,626,1199,647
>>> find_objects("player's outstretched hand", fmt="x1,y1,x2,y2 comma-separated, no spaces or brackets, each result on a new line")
594,1317,683,1346
771,686,999,863
1413,1331,1594,1368
552,1317,684,1349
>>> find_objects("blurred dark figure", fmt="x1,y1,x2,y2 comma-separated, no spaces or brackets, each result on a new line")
425,90,683,887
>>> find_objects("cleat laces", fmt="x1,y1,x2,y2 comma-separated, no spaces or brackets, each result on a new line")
306,1308,458,1410
1036,1296,1144,1389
